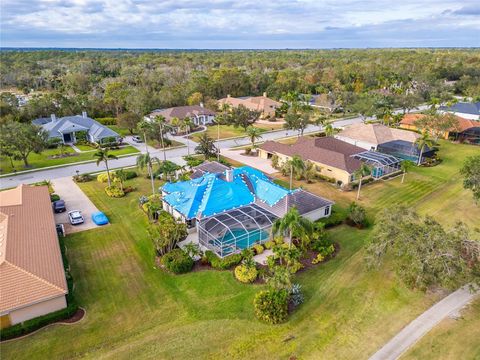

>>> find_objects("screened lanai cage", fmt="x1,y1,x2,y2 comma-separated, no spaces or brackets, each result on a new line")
377,140,435,163
198,204,278,257
352,151,401,179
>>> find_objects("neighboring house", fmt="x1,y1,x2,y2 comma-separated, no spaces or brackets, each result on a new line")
439,101,480,120
400,113,480,144
218,92,282,119
191,161,231,179
259,137,400,185
0,185,68,329
162,166,333,257
147,105,216,127
33,112,121,145
335,123,435,163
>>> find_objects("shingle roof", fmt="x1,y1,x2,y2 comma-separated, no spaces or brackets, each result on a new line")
400,113,479,132
260,137,364,173
0,185,67,313
337,123,419,145
218,95,281,113
191,161,230,179
149,106,215,122
34,115,119,141
439,102,480,116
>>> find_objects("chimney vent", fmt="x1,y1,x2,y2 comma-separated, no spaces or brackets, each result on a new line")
199,102,204,108
227,94,231,98
82,111,87,118
51,114,56,122
263,92,267,97
225,169,234,182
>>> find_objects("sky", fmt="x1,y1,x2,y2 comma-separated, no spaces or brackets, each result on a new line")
1,0,479,49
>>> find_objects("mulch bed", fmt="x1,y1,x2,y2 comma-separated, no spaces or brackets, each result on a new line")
296,243,340,274
49,153,78,159
59,308,85,324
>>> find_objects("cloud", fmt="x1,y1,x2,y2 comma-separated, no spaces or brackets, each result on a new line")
0,0,479,48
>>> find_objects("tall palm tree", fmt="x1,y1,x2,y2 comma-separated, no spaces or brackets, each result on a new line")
415,131,435,166
400,160,415,184
195,133,218,159
94,147,118,187
246,126,263,151
285,155,305,190
137,153,159,195
324,123,335,137
215,103,231,160
315,116,328,132
271,206,312,248
354,163,372,200
153,115,168,161
137,120,151,154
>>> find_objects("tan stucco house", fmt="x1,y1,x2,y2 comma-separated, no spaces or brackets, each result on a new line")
218,93,282,119
259,137,368,185
0,185,68,329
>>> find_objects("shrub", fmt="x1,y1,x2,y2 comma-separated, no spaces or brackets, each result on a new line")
290,283,304,308
139,195,149,205
234,264,258,283
105,185,125,198
274,236,284,245
183,155,204,168
124,170,138,179
253,289,289,324
95,117,117,125
161,249,194,274
73,173,93,183
347,202,367,227
252,244,264,255
244,146,252,155
312,253,325,264
316,206,348,228
289,260,304,273
204,250,242,270
264,240,275,249
97,172,117,183
50,193,60,202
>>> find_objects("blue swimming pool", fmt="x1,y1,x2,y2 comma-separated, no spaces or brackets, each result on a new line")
219,228,269,250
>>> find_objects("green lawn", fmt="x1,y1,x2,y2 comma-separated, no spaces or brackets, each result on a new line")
190,124,285,142
107,125,136,137
74,143,97,151
0,146,140,174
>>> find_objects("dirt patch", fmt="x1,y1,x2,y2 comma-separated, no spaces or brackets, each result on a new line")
49,153,78,159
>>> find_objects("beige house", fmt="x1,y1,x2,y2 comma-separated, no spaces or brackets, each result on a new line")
0,185,68,329
218,92,282,119
259,137,366,185
147,105,216,126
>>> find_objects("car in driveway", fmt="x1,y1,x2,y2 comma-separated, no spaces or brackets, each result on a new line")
52,200,66,213
132,135,143,143
68,210,84,225
91,211,109,225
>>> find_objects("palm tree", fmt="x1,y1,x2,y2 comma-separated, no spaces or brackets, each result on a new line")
400,160,415,184
324,123,335,137
303,160,317,183
114,169,127,191
153,115,168,161
285,155,305,190
315,116,328,132
246,126,263,151
415,131,435,166
354,163,372,200
271,207,312,248
137,153,159,195
94,147,118,187
195,133,218,159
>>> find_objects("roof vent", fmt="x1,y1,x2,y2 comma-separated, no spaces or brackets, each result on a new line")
51,114,56,122
225,169,234,182
82,111,87,118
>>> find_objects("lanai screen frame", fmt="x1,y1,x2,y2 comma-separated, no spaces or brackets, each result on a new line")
198,203,278,257
352,151,401,179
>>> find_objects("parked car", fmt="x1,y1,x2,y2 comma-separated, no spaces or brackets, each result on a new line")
52,200,66,213
91,211,109,225
68,210,84,225
132,135,143,143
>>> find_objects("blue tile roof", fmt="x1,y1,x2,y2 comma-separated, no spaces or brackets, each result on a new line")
162,166,293,219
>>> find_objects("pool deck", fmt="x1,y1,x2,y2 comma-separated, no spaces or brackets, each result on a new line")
253,249,274,265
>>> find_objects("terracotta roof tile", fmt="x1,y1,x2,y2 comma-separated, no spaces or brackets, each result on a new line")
400,113,478,132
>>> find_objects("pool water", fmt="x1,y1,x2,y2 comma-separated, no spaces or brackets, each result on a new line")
219,228,269,250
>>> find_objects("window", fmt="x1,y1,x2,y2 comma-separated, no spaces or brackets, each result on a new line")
324,206,330,216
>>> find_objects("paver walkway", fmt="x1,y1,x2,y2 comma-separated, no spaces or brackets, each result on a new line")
369,285,479,360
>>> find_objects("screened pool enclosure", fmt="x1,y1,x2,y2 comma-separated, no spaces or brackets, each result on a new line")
352,151,401,179
198,203,278,257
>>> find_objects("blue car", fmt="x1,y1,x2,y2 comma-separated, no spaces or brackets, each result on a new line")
91,211,109,225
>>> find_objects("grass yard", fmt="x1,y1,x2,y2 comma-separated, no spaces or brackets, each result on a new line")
147,138,185,149
1,175,444,359
74,143,97,151
401,298,480,360
190,123,284,142
0,146,140,175
107,125,136,137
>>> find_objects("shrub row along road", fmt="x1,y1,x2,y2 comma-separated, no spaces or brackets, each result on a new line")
0,107,427,190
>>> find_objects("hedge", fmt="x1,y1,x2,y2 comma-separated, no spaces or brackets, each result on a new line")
204,251,242,270
161,249,194,274
0,236,78,340
253,289,289,324
95,117,117,125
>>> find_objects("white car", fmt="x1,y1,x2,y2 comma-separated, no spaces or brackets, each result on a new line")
68,210,84,225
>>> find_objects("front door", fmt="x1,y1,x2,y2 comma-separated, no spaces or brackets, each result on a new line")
63,133,72,143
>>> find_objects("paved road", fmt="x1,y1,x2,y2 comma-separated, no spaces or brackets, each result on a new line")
369,286,479,360
0,106,428,189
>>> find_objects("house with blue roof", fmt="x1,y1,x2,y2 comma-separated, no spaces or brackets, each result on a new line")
439,101,480,121
33,112,121,145
162,165,334,257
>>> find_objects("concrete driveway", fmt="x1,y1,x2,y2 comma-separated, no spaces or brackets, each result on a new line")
220,149,277,174
52,177,103,234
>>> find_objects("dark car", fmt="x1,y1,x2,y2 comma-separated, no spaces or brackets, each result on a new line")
132,135,143,143
52,200,66,213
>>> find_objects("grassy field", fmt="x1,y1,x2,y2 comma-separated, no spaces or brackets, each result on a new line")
0,146,139,174
1,140,478,359
401,298,480,360
190,123,284,141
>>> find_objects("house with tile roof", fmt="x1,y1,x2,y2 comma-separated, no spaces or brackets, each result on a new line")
33,112,121,145
335,123,436,163
218,92,282,119
0,185,68,328
147,105,216,127
161,166,333,257
439,101,480,120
